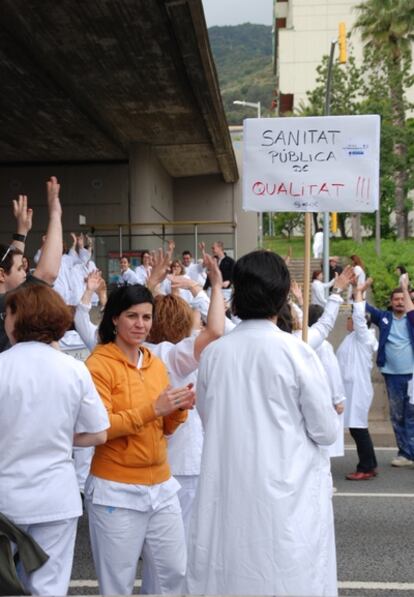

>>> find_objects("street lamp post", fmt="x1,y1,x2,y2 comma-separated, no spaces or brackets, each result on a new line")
233,99,263,247
233,100,261,118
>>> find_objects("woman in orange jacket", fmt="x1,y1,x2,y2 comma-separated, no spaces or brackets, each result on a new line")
85,284,195,596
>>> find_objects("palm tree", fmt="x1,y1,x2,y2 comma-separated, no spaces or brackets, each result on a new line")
354,0,414,239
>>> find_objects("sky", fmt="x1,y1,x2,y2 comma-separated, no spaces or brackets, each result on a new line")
202,0,273,27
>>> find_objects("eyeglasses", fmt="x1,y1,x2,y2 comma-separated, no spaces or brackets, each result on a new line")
0,245,15,264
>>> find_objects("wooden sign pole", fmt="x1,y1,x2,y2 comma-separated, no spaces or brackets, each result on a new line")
302,213,312,343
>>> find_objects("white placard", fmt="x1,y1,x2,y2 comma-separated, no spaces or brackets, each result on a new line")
243,115,380,213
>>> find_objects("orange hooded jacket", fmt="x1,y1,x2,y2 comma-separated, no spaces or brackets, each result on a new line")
86,342,187,485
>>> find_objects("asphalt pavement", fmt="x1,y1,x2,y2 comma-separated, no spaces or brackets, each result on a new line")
69,445,414,596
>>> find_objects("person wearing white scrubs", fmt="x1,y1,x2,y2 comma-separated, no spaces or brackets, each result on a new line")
134,250,152,285
311,270,335,307
59,329,93,493
0,284,108,596
313,228,324,258
118,256,140,286
308,304,346,459
186,250,339,597
337,284,379,480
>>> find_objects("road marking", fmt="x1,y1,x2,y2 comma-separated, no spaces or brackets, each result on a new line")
344,446,396,451
70,579,142,588
70,579,414,592
338,581,414,591
335,492,414,497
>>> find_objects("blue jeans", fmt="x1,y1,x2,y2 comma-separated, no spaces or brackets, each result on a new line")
383,373,414,460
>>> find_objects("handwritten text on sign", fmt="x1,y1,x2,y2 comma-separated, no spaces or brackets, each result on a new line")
243,115,380,213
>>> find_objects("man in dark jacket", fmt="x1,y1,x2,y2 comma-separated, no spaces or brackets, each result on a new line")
366,287,414,467
204,241,235,294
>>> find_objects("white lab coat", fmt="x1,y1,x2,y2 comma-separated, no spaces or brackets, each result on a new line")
347,265,366,302
120,268,140,285
311,279,335,307
315,340,346,458
185,262,207,286
336,301,378,428
134,264,151,285
313,231,324,258
293,296,345,459
186,319,338,597
0,341,108,524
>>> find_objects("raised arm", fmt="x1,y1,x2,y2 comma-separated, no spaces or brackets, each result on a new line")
401,274,414,313
33,176,63,284
308,265,354,349
74,271,101,351
193,254,225,360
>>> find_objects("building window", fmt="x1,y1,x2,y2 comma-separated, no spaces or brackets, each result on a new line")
279,93,294,115
276,18,286,28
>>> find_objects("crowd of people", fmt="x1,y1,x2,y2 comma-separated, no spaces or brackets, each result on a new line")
1,176,414,597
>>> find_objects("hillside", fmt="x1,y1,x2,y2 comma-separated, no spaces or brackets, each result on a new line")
208,23,274,125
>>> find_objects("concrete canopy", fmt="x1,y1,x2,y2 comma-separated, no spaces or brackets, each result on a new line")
0,0,238,182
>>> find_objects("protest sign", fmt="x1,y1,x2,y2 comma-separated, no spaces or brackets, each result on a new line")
243,115,380,213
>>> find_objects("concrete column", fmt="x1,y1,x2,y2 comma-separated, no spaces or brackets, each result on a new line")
128,144,173,250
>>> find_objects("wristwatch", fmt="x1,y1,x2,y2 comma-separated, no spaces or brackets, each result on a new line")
331,287,342,294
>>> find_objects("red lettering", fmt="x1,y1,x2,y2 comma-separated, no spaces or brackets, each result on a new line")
318,182,330,195
252,181,266,196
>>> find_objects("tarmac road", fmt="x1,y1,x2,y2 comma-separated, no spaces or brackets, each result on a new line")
69,446,414,596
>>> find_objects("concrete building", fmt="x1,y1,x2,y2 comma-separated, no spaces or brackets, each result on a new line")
0,0,256,275
273,0,414,113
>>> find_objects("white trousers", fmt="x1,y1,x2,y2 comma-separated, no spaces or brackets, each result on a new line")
175,475,198,541
17,517,78,596
141,475,198,593
87,495,186,595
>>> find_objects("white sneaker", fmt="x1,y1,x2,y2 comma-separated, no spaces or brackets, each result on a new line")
391,456,414,467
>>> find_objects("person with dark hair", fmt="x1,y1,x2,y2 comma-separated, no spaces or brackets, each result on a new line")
347,254,366,302
328,256,343,281
134,249,152,285
84,283,195,595
0,285,108,595
365,281,414,466
311,269,335,307
337,281,378,480
119,255,140,285
0,176,63,352
187,250,339,597
182,249,206,285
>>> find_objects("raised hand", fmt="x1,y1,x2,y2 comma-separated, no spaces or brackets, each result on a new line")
147,242,174,291
332,265,354,291
46,176,62,217
86,270,103,293
400,273,409,291
13,194,33,237
77,233,85,250
204,253,223,289
290,280,303,305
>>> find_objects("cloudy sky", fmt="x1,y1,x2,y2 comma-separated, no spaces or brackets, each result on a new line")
202,0,273,27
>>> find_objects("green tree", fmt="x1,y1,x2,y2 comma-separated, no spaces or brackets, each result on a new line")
354,0,414,239
272,212,304,240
